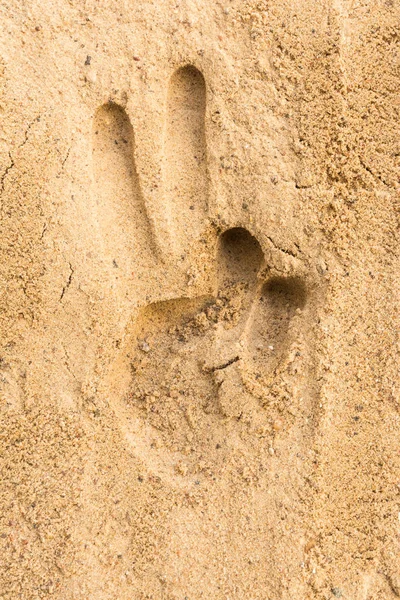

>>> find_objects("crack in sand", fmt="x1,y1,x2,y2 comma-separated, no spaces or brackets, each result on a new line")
265,234,299,258
59,263,74,301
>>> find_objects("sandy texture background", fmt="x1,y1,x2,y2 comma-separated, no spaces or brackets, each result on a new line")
0,0,399,598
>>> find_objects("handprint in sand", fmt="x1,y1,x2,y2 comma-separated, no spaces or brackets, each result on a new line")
89,65,322,600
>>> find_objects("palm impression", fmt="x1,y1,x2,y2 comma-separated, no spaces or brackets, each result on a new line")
126,227,308,439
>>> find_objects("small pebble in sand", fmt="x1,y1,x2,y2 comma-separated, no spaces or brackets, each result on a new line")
304,538,317,552
268,345,274,350
139,341,151,353
85,69,97,84
175,462,188,476
273,418,283,431
268,447,275,455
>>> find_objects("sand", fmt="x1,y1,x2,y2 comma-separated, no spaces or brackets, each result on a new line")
0,0,399,598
